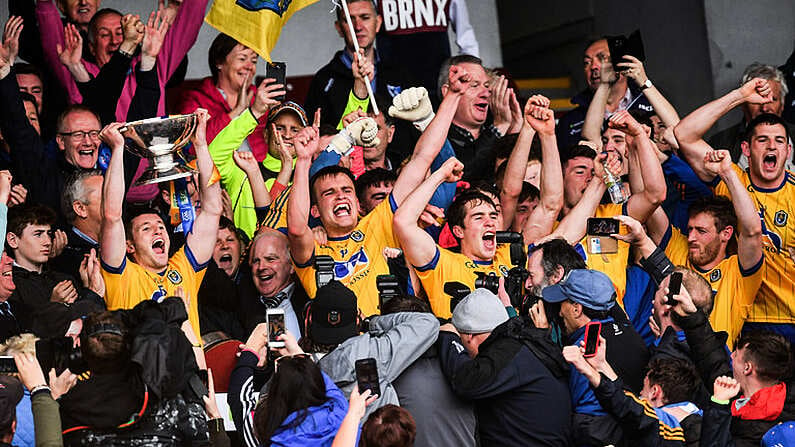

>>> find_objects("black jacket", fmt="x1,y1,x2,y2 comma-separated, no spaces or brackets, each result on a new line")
237,274,308,337
49,227,99,283
676,311,795,447
197,260,247,340
7,265,105,339
438,317,572,446
447,123,502,183
304,50,414,128
594,375,689,446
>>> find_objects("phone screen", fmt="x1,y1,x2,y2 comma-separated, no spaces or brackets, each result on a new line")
587,218,619,236
267,312,285,344
583,322,601,358
666,272,683,305
355,358,381,397
0,356,16,374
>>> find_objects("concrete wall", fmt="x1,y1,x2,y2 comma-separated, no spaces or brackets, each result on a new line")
703,0,795,129
2,0,502,79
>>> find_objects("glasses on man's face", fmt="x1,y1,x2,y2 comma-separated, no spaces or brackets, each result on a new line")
273,353,310,372
60,130,101,140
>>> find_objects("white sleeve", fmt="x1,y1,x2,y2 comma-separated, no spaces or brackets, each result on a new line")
449,0,480,57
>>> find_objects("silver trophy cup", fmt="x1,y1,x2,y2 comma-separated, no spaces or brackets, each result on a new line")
120,114,198,185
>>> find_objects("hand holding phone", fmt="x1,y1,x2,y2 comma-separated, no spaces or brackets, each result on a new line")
355,358,381,398
665,272,683,306
583,321,601,358
266,62,287,101
267,308,286,348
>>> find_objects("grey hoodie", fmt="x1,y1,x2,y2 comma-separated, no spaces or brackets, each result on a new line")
318,312,440,420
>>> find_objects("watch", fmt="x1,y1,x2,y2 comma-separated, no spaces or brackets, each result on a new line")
640,79,653,90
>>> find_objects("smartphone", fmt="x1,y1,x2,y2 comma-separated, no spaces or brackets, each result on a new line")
266,308,286,348
355,358,381,397
607,30,645,70
376,275,400,311
583,321,602,358
587,218,619,236
666,272,683,306
265,61,287,101
0,356,16,374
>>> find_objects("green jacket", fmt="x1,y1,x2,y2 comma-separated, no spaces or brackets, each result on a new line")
32,390,63,447
208,110,261,237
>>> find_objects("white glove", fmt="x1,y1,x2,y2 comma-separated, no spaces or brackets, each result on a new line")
388,87,434,131
328,117,380,155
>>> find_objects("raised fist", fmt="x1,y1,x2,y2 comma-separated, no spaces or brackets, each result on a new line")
345,117,380,148
388,87,433,124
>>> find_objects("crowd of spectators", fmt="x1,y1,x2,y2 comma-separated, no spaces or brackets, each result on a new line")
0,0,794,446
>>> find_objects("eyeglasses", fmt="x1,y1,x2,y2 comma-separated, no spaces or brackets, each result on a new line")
59,130,101,140
273,353,310,372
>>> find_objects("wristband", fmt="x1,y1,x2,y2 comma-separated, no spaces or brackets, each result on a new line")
117,48,134,59
710,396,730,405
30,385,51,395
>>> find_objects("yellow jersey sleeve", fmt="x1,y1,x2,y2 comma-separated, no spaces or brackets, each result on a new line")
708,255,763,349
260,186,291,232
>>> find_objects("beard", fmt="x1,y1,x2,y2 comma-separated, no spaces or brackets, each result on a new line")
688,238,721,267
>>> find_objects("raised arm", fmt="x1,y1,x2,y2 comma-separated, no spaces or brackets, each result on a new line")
394,158,464,268
521,98,564,245
617,55,680,128
287,126,321,265
609,111,665,223
390,66,470,205
185,110,223,264
704,150,763,270
98,123,129,269
674,78,773,180
233,150,271,208
581,82,610,149
500,98,537,231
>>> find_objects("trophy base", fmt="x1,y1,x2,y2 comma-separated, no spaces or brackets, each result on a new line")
135,166,196,186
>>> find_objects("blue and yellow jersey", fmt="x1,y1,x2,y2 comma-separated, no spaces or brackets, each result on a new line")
664,227,763,348
101,245,208,337
575,203,631,306
259,185,291,233
711,164,795,324
294,195,400,316
415,244,513,318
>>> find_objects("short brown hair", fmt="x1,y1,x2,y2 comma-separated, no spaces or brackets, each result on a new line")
645,357,700,404
7,203,56,239
361,404,416,447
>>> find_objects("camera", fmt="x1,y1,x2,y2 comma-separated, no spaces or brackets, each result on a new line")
35,337,89,375
376,275,401,311
444,281,472,314
474,272,500,294
314,255,335,289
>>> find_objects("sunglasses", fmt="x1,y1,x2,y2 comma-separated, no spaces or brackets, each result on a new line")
274,353,310,372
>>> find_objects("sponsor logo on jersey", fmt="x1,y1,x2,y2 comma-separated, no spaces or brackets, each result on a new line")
150,284,168,302
333,248,370,281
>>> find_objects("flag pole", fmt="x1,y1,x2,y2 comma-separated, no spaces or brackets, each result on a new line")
339,0,380,115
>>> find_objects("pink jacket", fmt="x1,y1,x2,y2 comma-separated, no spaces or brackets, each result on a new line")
178,77,270,162
37,0,208,120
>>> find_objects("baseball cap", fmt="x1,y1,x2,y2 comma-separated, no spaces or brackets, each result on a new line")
0,375,23,430
541,269,616,312
452,288,509,334
267,101,309,127
309,281,359,346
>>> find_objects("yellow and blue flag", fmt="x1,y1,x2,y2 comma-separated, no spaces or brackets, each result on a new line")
205,0,320,61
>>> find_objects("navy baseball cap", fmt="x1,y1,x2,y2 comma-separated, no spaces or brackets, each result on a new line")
541,269,616,312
